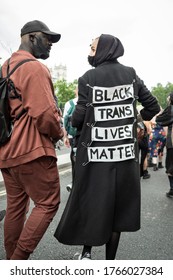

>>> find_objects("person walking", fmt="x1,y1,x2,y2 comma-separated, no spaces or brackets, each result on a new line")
54,34,160,260
0,20,63,260
156,92,173,198
63,87,78,192
137,118,151,179
148,119,166,171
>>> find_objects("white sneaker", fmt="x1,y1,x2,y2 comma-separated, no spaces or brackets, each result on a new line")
73,252,91,260
81,252,91,260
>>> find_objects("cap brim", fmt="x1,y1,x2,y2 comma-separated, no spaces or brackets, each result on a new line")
43,31,61,43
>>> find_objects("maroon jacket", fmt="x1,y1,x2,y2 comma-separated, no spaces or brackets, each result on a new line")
0,50,63,168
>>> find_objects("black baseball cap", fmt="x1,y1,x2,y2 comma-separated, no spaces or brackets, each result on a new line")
21,20,61,43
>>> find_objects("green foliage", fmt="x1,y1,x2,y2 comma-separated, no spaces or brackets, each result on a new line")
151,82,173,109
54,79,77,111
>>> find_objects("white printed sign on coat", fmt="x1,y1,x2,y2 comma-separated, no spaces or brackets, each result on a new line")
91,124,133,142
92,84,134,104
87,143,135,162
94,104,134,121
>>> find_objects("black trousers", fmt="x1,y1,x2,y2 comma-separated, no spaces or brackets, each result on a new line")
69,138,76,184
138,135,149,177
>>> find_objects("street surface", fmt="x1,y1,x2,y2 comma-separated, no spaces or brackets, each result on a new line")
0,147,173,260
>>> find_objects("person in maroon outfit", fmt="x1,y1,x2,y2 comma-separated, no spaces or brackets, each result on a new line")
0,20,63,260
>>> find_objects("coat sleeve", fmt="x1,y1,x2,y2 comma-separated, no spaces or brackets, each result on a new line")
136,75,160,120
71,76,88,129
156,105,173,126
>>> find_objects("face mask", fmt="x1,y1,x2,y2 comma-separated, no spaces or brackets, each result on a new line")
32,35,50,60
88,55,96,67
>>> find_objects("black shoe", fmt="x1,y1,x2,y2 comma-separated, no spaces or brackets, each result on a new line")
158,162,164,168
143,173,151,179
143,170,151,179
66,184,72,192
0,210,6,222
166,190,173,198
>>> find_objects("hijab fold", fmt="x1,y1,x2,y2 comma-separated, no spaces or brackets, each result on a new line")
93,34,124,67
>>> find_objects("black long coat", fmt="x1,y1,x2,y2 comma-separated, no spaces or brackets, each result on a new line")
54,35,160,246
156,101,173,175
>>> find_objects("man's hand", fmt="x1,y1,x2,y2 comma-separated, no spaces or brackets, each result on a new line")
64,136,70,148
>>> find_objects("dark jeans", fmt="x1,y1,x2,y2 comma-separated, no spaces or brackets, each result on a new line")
138,135,149,177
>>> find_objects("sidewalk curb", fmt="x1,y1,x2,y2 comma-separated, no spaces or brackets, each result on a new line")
58,162,71,171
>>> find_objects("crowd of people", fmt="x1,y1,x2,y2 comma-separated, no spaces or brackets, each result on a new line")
0,19,172,261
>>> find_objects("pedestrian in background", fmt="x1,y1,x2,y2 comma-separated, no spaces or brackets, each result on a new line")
148,118,166,171
0,20,63,260
137,119,151,179
63,86,78,192
54,34,160,260
156,92,173,197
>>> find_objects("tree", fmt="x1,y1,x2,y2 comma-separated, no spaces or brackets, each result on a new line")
54,79,77,111
151,82,173,109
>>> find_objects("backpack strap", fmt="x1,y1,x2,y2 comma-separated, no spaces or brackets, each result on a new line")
69,99,74,106
68,99,75,112
6,58,11,76
6,58,36,100
5,58,36,119
6,58,36,78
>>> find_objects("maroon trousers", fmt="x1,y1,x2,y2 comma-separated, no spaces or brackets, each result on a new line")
1,156,60,260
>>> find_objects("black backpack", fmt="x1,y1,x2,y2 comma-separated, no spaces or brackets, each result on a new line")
0,58,35,146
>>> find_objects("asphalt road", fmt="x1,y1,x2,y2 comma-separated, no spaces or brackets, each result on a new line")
0,156,173,260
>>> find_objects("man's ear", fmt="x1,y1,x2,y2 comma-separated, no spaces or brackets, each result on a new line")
29,34,35,42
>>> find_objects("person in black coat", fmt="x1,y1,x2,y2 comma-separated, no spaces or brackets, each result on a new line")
156,92,173,198
54,34,160,260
